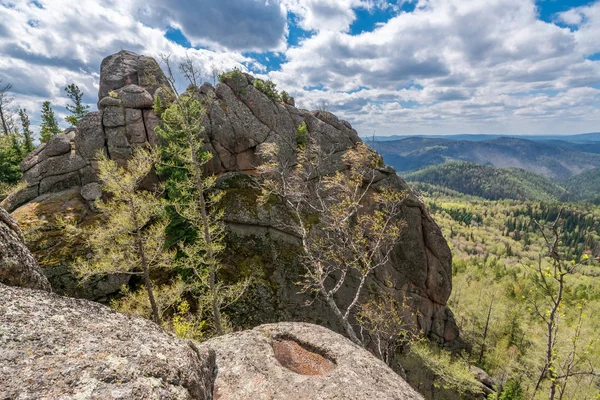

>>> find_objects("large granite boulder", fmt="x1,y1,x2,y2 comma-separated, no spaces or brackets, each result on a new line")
0,207,50,291
0,283,215,399
2,51,168,211
197,322,423,400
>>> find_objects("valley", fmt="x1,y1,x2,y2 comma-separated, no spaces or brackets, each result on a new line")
406,183,600,399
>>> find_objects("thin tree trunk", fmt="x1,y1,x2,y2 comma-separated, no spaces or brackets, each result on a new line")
129,199,160,324
547,271,564,400
190,136,223,335
321,287,361,345
478,295,494,364
0,103,9,135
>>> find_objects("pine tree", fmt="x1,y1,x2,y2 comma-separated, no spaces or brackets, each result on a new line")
155,58,247,336
64,84,89,127
18,109,35,153
74,147,174,324
40,101,61,143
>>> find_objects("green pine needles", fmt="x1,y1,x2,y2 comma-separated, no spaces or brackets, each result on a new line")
64,84,90,127
155,89,248,336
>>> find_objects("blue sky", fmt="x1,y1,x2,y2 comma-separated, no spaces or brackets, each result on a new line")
1,0,600,136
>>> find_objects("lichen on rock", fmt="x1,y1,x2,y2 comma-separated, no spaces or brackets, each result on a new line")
0,283,216,400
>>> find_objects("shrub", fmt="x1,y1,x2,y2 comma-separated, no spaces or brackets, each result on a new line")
253,79,281,102
296,122,309,147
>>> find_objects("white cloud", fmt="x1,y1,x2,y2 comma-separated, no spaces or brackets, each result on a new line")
0,0,256,130
133,0,288,51
1,0,600,137
269,0,600,135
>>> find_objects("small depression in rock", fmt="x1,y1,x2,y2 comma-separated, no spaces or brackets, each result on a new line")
272,337,336,376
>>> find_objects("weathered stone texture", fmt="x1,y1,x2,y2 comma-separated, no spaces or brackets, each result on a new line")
0,284,215,400
0,207,50,291
199,322,423,400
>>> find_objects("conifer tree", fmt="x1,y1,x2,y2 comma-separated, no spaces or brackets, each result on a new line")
40,101,60,143
156,55,248,336
74,147,173,324
64,84,90,127
18,109,35,153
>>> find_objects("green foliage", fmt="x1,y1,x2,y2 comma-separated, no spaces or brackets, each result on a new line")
281,90,291,104
74,147,174,324
218,68,248,96
0,134,23,186
218,68,245,83
404,161,568,202
253,78,281,102
562,167,600,204
168,299,207,340
18,109,35,153
295,122,309,147
417,184,600,399
258,140,407,345
155,92,248,336
64,84,90,127
410,340,482,395
40,101,61,143
499,380,524,400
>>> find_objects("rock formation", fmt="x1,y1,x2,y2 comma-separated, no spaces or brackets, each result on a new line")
4,51,166,212
0,281,424,400
0,283,216,399
4,50,459,347
0,206,50,291
198,322,423,399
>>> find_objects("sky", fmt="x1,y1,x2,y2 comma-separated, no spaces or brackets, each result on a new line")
1,0,600,137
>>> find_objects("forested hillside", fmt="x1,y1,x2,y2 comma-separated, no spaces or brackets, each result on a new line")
562,167,600,204
369,137,600,180
404,162,569,202
412,184,600,399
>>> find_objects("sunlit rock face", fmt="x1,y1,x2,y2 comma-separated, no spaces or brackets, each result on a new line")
0,283,216,400
4,50,460,347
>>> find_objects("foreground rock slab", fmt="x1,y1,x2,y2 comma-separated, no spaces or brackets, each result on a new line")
0,284,215,399
199,322,423,400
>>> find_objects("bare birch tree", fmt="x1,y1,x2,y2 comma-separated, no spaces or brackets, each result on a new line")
258,134,407,345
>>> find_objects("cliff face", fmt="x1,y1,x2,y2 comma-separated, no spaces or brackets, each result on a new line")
4,50,459,346
0,208,421,400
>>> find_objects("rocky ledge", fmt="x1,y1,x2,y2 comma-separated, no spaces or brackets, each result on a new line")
0,283,216,400
199,322,423,400
0,283,422,400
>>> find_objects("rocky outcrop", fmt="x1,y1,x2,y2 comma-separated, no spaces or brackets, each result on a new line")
0,206,50,291
199,322,423,400
1,283,422,400
3,51,166,212
5,50,459,347
0,283,215,399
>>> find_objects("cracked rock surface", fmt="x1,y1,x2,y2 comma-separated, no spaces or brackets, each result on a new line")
0,206,50,291
0,283,216,400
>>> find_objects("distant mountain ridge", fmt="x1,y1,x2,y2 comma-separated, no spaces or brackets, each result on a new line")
366,132,600,142
403,161,569,202
369,136,600,180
